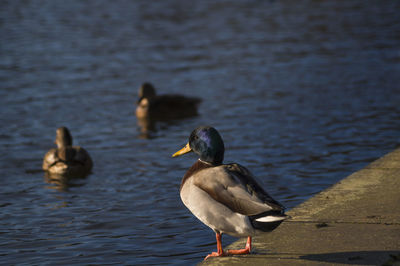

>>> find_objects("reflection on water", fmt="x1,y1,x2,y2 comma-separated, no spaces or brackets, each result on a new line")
137,116,157,139
44,172,88,192
1,0,400,265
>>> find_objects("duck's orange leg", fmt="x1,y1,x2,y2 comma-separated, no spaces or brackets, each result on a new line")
204,233,226,260
204,235,251,260
226,236,251,255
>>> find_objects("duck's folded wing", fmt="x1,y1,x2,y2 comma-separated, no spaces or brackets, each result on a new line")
57,147,76,161
74,147,93,167
193,163,284,216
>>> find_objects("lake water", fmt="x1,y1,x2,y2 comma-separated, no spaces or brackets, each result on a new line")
1,0,399,265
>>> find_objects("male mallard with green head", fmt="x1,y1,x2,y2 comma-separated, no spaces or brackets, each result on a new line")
43,127,93,177
172,126,288,260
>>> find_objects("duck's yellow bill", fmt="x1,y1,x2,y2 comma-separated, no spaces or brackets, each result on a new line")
172,143,192,157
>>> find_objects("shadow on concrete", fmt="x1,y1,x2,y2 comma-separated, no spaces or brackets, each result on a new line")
300,250,400,265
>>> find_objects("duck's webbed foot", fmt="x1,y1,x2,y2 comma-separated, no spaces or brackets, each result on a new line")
226,236,251,255
204,235,252,260
204,232,226,260
204,251,226,260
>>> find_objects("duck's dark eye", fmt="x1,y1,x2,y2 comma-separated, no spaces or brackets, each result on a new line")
190,130,201,142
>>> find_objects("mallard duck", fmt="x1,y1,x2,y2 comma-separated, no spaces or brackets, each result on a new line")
172,126,288,260
42,127,93,177
135,82,201,120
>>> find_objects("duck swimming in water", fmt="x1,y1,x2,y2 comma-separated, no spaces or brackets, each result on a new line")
135,82,201,121
42,127,93,177
172,126,288,260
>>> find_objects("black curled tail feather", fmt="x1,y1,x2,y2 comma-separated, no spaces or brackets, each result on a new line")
249,210,289,232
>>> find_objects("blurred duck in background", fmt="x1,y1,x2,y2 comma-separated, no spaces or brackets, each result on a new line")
136,82,201,120
42,127,93,178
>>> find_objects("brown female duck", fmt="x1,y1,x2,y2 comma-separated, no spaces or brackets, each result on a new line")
136,83,201,120
43,127,93,177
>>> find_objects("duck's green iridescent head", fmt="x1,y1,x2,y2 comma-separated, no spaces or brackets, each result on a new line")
172,126,225,165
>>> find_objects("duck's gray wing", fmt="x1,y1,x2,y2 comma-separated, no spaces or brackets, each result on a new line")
193,163,284,216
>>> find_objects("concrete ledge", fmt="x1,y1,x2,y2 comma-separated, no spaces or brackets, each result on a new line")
202,148,400,265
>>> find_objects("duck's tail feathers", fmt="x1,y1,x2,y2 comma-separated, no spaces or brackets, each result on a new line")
250,211,290,232
255,215,288,223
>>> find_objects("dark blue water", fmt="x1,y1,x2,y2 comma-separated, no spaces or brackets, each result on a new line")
1,0,399,264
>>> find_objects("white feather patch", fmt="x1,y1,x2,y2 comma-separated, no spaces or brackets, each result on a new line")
255,216,286,223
